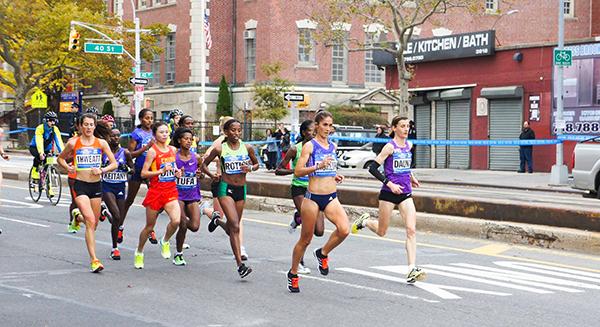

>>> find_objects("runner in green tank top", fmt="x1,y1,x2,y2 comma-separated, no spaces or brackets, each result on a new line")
276,120,325,274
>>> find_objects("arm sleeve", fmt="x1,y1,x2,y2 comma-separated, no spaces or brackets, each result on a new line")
53,126,65,152
368,161,387,184
35,125,45,154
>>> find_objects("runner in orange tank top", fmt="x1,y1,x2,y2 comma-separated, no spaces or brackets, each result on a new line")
58,114,117,273
134,122,182,269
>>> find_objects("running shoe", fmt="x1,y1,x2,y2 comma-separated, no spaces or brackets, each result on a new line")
351,213,370,234
117,226,124,244
287,270,300,293
100,203,111,222
134,251,144,269
199,201,211,219
31,167,39,180
313,248,329,276
241,246,248,261
173,253,186,266
68,208,82,233
298,262,311,275
237,263,252,278
110,248,121,260
148,230,158,244
182,243,190,250
288,211,300,234
90,259,104,273
406,267,427,284
159,238,171,259
207,211,221,233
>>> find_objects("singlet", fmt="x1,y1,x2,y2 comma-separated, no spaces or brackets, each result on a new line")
149,144,177,189
220,141,251,175
73,137,102,175
175,151,201,201
291,142,309,187
131,127,153,169
382,140,412,194
307,138,337,178
102,147,128,184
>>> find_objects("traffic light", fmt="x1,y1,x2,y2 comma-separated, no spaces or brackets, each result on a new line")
68,28,81,51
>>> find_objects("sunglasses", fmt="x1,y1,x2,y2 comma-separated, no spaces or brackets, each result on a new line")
47,119,56,123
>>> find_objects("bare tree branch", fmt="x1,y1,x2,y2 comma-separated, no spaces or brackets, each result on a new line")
0,74,16,89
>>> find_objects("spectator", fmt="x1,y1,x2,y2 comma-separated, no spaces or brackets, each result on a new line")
372,126,389,155
265,128,278,170
273,123,284,165
518,121,535,173
408,120,417,168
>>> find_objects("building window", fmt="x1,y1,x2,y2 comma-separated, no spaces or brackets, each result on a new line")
244,29,256,82
484,0,498,13
165,33,175,84
564,0,574,18
365,32,383,84
298,29,316,65
331,36,348,83
138,0,147,9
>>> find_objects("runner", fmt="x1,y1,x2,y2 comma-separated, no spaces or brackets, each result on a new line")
287,110,348,293
172,127,203,266
122,109,156,244
0,128,9,235
101,128,134,260
58,113,117,273
178,115,198,153
351,116,426,283
202,119,259,278
275,120,325,274
67,116,83,233
134,122,182,269
167,108,184,141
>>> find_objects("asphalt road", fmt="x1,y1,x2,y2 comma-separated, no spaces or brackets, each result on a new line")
1,178,599,326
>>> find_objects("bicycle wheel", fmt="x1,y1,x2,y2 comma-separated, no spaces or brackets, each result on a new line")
46,165,62,206
28,166,42,203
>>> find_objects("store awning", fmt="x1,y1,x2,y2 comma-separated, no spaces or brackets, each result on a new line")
480,86,523,99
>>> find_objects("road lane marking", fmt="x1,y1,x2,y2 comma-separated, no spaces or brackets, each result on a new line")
0,216,49,228
469,243,511,255
0,199,43,209
57,234,137,252
494,261,600,283
277,271,440,303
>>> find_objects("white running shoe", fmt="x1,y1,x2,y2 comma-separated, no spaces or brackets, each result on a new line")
183,243,190,249
297,263,311,275
199,201,211,220
240,246,248,261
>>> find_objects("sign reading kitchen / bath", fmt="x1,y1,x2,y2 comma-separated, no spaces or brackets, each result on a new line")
403,30,495,63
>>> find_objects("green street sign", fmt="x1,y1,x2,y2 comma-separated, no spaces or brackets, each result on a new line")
140,72,154,78
84,43,124,55
554,49,572,67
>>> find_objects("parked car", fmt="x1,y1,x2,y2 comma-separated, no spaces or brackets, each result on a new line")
333,125,378,157
338,142,376,169
571,136,600,198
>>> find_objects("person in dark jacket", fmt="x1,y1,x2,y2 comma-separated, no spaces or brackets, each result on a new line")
518,121,535,173
372,126,389,155
408,120,417,168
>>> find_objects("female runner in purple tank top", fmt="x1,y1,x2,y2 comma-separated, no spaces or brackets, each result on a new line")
172,127,204,266
351,116,426,283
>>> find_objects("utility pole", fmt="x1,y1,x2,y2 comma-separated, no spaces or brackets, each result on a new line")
199,0,207,142
550,0,568,184
132,0,142,126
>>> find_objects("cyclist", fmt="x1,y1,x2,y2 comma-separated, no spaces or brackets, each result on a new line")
101,115,115,129
29,111,65,184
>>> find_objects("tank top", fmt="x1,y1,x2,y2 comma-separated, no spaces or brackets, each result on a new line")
175,151,201,201
149,144,177,189
102,147,128,184
73,137,102,172
131,127,153,169
291,142,309,187
220,141,251,175
307,138,337,178
382,140,412,194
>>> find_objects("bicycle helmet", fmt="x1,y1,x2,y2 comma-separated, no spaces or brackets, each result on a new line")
169,108,184,119
44,111,58,120
101,114,115,123
86,106,99,115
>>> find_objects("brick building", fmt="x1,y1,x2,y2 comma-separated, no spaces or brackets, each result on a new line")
92,0,397,123
373,0,600,172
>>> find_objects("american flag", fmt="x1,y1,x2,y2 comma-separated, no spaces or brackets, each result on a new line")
204,13,212,49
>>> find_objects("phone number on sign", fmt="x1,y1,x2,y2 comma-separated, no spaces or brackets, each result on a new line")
554,122,600,134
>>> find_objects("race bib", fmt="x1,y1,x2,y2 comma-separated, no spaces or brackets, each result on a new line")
177,172,198,190
103,171,128,183
76,148,102,170
158,162,176,182
223,155,251,175
314,154,337,177
392,150,411,174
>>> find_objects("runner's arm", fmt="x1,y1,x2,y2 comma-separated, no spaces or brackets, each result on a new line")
99,140,118,174
275,147,297,176
246,144,260,172
140,148,160,179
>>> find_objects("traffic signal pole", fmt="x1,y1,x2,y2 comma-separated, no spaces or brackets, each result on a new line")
134,15,142,126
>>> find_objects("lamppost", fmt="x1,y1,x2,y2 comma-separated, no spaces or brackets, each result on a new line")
491,9,519,46
129,0,142,126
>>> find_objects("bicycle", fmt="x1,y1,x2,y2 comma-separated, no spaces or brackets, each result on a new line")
29,153,62,205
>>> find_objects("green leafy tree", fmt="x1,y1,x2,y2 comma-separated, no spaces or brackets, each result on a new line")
252,62,292,125
328,105,387,127
102,100,114,116
0,0,168,145
311,0,484,117
216,75,232,117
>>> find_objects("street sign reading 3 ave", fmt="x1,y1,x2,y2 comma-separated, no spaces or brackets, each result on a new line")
84,43,124,55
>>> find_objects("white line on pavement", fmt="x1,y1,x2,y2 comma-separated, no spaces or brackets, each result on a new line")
494,261,600,283
0,216,49,227
57,233,136,252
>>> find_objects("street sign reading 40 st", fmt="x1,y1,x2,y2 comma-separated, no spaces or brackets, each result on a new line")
84,43,124,55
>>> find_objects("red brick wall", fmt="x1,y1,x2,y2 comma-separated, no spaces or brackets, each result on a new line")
592,0,600,36
209,0,234,83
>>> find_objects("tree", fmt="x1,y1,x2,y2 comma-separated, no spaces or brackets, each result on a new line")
328,105,387,127
216,75,232,118
0,0,168,145
102,100,114,116
311,0,482,117
252,62,292,125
